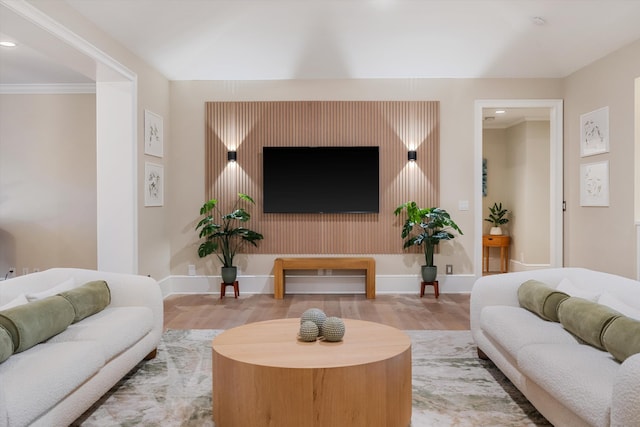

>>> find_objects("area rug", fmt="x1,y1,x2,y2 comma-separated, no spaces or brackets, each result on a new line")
73,329,551,426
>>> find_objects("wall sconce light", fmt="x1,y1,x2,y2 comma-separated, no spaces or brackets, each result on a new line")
408,150,417,162
227,151,237,162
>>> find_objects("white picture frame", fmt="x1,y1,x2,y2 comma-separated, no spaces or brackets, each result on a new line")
580,106,609,157
144,162,164,207
144,110,163,158
580,160,609,207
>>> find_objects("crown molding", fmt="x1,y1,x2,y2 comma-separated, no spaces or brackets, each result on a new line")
0,0,136,82
0,83,96,94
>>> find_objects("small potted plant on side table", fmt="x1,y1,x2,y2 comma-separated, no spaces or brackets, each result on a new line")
485,202,509,235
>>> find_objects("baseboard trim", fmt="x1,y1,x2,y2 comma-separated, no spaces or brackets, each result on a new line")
159,274,475,298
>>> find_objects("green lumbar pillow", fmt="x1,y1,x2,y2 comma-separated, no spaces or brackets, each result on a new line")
0,325,13,363
518,279,569,322
602,316,640,363
0,295,75,353
59,280,111,323
557,297,621,350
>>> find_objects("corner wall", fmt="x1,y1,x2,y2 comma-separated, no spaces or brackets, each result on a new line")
563,39,640,278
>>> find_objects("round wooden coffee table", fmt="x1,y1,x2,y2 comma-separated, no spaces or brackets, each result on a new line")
212,318,412,427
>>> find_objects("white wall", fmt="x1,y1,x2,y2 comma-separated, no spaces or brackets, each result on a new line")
507,121,550,268
0,94,97,276
563,39,640,278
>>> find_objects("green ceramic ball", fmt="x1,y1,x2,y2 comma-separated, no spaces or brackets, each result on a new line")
322,317,345,342
301,308,327,335
299,320,319,342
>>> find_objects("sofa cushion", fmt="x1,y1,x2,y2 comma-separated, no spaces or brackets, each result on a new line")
518,342,619,427
0,326,12,363
59,280,111,323
598,291,640,321
47,306,154,362
0,340,104,427
556,277,600,301
557,297,620,350
602,316,640,362
480,306,579,359
0,295,75,353
518,279,569,322
0,294,28,310
25,277,76,302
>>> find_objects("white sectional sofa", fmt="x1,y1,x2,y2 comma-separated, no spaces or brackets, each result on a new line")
0,268,163,427
471,268,640,427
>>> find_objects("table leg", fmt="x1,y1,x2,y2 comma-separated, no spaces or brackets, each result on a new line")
274,259,284,299
365,261,376,299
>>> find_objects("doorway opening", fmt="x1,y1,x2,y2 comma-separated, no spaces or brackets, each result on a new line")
474,100,563,278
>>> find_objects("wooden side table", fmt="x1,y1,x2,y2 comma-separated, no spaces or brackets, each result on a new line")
482,235,511,273
220,281,239,299
420,280,439,298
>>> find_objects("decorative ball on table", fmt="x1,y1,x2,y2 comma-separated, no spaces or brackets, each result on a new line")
298,320,319,342
301,308,327,336
322,317,345,342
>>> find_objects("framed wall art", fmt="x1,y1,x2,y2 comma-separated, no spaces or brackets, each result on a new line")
580,160,609,207
144,162,164,207
144,109,164,158
580,106,609,157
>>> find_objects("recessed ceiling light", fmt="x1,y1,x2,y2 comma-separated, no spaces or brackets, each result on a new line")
495,110,506,114
0,41,17,48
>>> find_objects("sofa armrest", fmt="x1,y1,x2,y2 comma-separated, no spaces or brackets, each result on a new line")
69,269,164,336
611,353,640,427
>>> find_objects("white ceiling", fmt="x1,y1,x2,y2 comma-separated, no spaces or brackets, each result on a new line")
1,0,640,84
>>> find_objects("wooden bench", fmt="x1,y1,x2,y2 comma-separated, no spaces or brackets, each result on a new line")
273,257,376,299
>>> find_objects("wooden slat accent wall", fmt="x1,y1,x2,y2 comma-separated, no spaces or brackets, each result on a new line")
205,101,439,254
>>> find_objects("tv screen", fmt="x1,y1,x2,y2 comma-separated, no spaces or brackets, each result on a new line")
263,146,379,213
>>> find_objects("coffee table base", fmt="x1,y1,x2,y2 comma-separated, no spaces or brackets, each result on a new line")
212,319,412,427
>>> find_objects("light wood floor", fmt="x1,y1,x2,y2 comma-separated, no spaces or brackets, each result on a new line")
163,293,470,330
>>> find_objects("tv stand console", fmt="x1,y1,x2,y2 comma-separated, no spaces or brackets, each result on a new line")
273,257,376,299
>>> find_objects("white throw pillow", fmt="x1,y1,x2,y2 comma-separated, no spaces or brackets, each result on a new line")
0,293,29,310
26,277,77,301
598,291,640,321
556,277,600,301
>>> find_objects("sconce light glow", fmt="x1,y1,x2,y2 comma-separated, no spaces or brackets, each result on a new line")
408,150,417,162
227,151,237,162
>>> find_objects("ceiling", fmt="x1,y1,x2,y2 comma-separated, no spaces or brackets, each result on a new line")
1,0,640,85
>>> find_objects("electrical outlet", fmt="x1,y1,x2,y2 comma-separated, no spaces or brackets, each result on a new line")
446,264,453,275
188,264,196,276
22,267,29,275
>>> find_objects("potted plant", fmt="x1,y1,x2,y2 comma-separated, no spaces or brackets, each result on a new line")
485,202,509,235
196,193,264,284
393,202,463,282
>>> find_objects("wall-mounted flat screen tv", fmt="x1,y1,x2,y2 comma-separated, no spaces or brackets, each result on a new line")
263,146,379,213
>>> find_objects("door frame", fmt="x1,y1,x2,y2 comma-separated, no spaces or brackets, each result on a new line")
474,99,564,277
